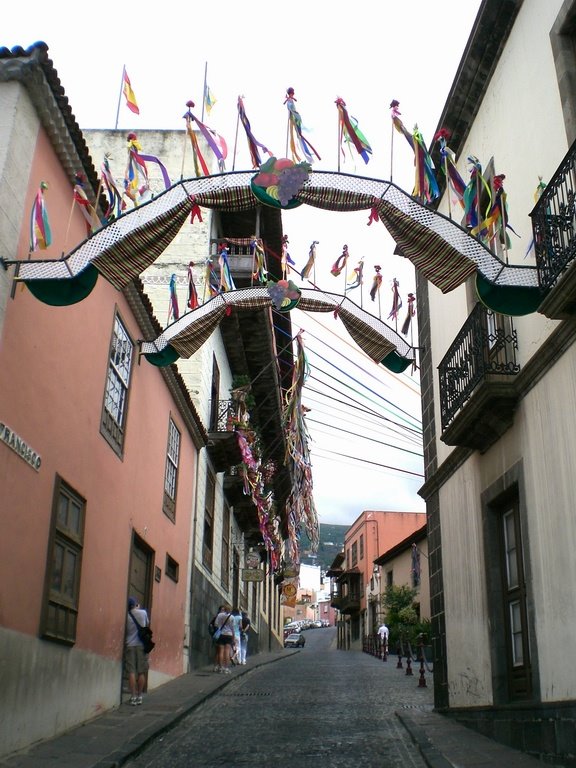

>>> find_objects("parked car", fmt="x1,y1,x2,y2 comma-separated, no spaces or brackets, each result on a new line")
284,633,305,648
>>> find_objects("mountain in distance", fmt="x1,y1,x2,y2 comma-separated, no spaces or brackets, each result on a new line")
299,523,347,572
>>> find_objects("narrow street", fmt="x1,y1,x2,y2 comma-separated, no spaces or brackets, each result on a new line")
124,626,433,768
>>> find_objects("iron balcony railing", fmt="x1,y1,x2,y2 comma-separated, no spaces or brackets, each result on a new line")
209,399,237,432
439,303,520,430
531,138,576,291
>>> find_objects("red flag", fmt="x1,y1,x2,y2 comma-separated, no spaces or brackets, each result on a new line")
123,68,139,115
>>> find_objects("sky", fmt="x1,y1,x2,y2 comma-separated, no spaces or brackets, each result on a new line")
5,0,482,526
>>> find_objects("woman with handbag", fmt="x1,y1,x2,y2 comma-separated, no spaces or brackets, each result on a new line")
125,597,150,705
213,604,234,674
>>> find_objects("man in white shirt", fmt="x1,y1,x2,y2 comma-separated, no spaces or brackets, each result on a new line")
377,622,389,652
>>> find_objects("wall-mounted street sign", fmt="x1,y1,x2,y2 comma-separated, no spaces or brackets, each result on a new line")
242,568,264,582
0,421,41,471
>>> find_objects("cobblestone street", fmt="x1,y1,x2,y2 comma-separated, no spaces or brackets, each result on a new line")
124,627,433,767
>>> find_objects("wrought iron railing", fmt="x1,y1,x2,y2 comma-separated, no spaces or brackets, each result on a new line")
439,303,520,430
531,139,576,290
209,399,237,432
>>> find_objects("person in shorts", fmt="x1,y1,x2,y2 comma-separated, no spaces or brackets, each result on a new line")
125,597,149,705
214,604,234,674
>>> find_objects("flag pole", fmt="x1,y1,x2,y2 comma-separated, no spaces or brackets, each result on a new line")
201,62,207,122
232,96,241,172
114,66,125,130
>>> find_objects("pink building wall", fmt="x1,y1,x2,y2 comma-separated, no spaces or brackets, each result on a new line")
0,120,202,754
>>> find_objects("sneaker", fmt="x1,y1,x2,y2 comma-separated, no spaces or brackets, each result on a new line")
221,667,231,674
129,697,138,706
213,665,221,673
135,696,143,705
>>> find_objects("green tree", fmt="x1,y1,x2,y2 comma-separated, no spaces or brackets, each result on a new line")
380,584,430,652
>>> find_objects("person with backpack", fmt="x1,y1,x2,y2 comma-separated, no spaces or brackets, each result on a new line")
239,611,251,665
125,597,150,705
212,604,234,674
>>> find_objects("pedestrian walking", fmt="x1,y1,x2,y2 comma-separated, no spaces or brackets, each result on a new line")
239,611,251,665
213,604,234,674
125,597,149,706
230,607,242,665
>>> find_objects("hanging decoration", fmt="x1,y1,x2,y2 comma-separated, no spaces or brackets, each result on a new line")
266,279,302,311
29,181,51,252
301,240,319,280
346,259,364,291
388,278,402,321
390,101,439,203
464,155,492,236
218,242,236,291
183,101,227,175
369,265,383,303
331,244,349,277
167,273,180,323
284,87,321,165
250,156,309,209
204,258,221,298
282,331,319,553
187,262,199,310
73,173,102,235
433,128,465,216
124,132,171,205
335,97,372,165
281,234,296,277
237,96,273,169
250,236,267,284
401,292,416,335
101,154,124,222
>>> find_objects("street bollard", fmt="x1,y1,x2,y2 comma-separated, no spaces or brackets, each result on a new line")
396,645,403,669
382,643,388,662
417,634,427,688
405,653,413,676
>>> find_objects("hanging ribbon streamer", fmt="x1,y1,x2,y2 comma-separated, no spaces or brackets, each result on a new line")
390,101,439,203
124,132,151,203
237,96,273,169
370,265,383,301
250,236,267,283
388,278,402,320
346,259,364,291
401,292,416,335
184,101,228,175
218,242,236,291
464,155,493,236
168,273,180,324
204,259,221,298
101,154,124,221
335,97,371,164
284,87,321,164
434,129,465,215
73,173,102,234
187,262,199,310
331,244,349,277
29,181,51,252
281,234,296,278
301,240,319,280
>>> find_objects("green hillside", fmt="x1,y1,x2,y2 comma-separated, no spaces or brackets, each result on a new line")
300,523,347,572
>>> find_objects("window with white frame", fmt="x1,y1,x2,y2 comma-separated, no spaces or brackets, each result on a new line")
163,417,180,521
101,314,134,455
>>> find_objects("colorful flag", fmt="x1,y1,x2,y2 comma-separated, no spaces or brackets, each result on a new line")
184,101,228,175
390,101,439,203
204,84,216,115
301,240,319,280
73,173,101,234
29,181,51,252
122,68,139,115
331,244,349,277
